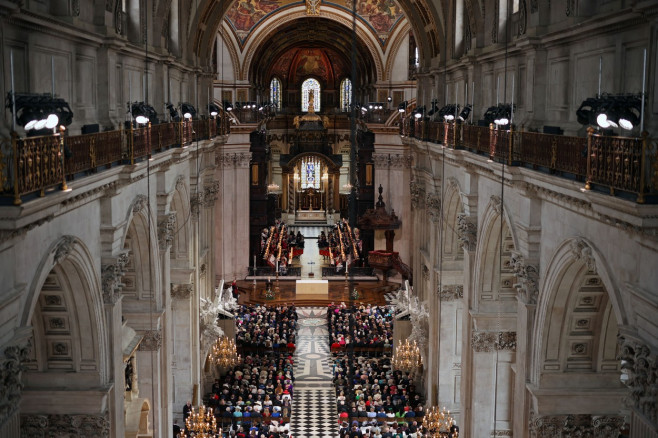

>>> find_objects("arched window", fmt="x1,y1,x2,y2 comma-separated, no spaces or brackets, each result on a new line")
300,156,321,189
340,78,352,111
270,77,282,110
301,78,321,112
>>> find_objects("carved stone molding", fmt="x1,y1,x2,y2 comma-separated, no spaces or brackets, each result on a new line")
53,235,76,265
138,330,162,351
101,251,130,304
490,431,513,437
199,263,207,280
21,414,110,438
1,343,31,428
410,182,425,210
215,152,251,168
457,213,477,252
389,154,412,169
171,283,193,300
203,181,220,207
570,239,597,273
426,193,441,223
422,265,429,282
618,336,658,428
132,195,148,214
472,331,517,352
490,195,503,215
510,251,539,304
175,175,186,192
439,284,464,301
529,413,625,438
158,213,177,250
373,154,390,169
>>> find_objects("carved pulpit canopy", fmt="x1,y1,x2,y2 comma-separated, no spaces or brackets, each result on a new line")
358,185,402,230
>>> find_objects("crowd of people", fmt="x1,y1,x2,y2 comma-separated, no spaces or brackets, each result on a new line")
235,304,298,350
333,354,428,437
181,353,294,437
328,303,394,349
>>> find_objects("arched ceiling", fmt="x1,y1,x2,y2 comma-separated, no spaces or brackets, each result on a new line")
249,17,377,88
188,0,447,66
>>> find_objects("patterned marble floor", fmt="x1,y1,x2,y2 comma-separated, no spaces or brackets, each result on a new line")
289,307,339,438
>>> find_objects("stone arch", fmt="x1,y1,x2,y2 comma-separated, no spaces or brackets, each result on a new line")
22,236,109,390
121,196,163,305
532,238,627,388
473,195,519,311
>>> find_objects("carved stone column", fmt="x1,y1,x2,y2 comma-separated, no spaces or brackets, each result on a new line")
215,149,252,281
136,329,163,437
510,250,540,438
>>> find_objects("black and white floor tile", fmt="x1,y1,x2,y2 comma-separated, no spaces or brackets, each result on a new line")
289,307,340,438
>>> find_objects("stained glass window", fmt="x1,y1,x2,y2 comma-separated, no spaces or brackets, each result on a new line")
301,78,321,112
301,156,321,189
270,77,282,110
340,78,352,111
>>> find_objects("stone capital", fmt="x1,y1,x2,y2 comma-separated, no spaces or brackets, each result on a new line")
570,238,597,273
21,414,110,437
472,331,516,352
138,330,162,351
529,413,625,438
1,342,31,428
203,181,220,207
215,152,252,168
410,182,425,210
132,194,148,214
617,335,657,430
457,213,477,252
171,283,193,300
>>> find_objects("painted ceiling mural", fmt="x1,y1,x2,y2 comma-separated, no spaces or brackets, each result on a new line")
225,0,404,46
270,48,348,85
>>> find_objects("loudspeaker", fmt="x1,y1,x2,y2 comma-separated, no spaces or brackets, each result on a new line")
81,123,100,134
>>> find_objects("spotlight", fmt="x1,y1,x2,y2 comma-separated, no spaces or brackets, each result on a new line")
387,96,392,102
208,103,220,117
8,93,74,131
223,101,233,111
181,103,196,120
166,102,181,122
45,113,59,129
414,112,422,119
576,98,599,126
458,105,472,121
398,101,408,113
130,101,158,124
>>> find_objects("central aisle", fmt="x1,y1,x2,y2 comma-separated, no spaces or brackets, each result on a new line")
289,307,339,438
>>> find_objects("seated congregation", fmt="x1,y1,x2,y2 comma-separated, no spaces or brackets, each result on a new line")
328,302,394,350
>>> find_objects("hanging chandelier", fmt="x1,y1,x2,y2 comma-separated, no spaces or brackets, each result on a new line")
208,336,240,368
392,338,422,373
423,405,456,437
183,405,221,438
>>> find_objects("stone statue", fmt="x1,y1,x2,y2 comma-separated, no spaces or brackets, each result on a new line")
308,89,316,113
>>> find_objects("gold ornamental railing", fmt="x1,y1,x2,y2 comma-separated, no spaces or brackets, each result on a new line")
1,115,230,205
407,119,656,203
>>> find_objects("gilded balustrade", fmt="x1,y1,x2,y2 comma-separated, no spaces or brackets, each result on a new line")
65,130,125,175
12,132,65,204
151,122,178,150
461,124,490,154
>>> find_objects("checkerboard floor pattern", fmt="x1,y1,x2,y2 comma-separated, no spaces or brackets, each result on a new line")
289,307,340,438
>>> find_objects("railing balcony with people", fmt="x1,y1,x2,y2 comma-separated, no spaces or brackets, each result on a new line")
401,117,657,204
1,114,230,205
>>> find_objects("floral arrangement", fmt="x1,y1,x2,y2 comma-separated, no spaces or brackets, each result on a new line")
265,287,276,300
351,287,360,300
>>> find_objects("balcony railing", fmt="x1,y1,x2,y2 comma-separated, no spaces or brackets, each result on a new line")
404,118,656,203
1,116,230,205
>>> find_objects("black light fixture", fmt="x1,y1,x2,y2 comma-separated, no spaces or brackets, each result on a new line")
577,94,643,131
8,93,74,131
130,101,157,125
575,98,599,126
493,104,514,126
398,101,408,113
458,104,472,122
437,104,458,120
181,102,196,120
166,102,181,122
208,103,220,117
413,105,425,119
223,101,233,111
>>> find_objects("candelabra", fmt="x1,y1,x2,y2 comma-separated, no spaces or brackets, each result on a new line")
184,405,220,438
423,405,455,437
208,336,240,369
392,338,422,374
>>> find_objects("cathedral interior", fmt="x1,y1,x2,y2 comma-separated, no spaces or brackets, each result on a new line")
1,0,658,437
